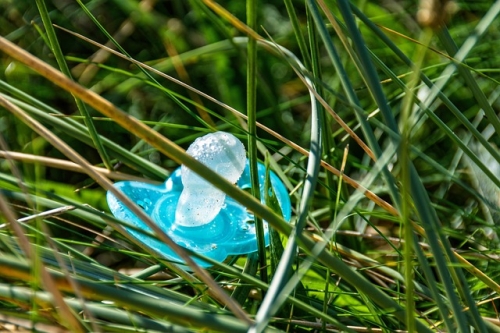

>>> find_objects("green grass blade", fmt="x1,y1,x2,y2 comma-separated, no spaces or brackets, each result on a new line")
246,0,267,284
336,1,399,132
307,5,337,228
283,0,311,69
34,0,112,170
399,29,432,333
251,37,323,332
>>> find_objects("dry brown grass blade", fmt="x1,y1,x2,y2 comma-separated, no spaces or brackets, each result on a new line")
0,88,250,322
0,150,154,182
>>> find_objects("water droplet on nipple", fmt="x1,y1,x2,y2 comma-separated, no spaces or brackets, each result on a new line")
175,132,246,227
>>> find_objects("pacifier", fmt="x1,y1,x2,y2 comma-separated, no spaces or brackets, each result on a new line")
107,132,291,268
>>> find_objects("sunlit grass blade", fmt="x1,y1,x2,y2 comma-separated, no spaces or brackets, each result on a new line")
307,7,336,225
0,229,222,309
250,37,323,332
0,284,195,333
436,25,500,174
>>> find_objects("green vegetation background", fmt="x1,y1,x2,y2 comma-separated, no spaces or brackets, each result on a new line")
0,0,500,332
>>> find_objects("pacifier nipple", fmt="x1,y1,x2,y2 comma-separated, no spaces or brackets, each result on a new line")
175,132,246,227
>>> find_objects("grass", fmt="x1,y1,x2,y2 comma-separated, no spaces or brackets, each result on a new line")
1,0,500,332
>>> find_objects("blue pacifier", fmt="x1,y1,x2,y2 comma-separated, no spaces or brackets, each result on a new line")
106,132,291,268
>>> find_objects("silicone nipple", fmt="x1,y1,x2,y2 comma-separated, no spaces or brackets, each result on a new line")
175,132,246,227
